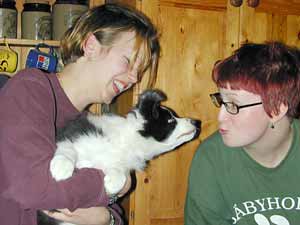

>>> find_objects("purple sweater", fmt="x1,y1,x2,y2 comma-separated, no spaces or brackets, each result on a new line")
0,68,122,225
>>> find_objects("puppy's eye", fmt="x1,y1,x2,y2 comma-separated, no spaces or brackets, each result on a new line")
168,118,175,123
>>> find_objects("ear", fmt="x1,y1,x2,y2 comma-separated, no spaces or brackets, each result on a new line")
270,103,288,123
82,34,101,58
137,89,167,120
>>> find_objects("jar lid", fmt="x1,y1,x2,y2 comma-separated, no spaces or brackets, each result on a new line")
24,0,49,4
23,0,51,12
55,0,88,5
0,0,15,3
0,0,16,9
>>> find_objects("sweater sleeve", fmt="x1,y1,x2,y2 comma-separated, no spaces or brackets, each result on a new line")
0,77,110,211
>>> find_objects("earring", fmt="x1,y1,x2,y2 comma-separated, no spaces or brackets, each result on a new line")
270,123,275,129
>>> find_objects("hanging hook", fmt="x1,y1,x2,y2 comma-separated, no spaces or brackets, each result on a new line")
230,0,243,7
247,0,260,8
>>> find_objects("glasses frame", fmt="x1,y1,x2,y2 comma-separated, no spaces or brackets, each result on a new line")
209,92,262,115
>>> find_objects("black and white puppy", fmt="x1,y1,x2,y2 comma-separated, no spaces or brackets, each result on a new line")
39,89,201,225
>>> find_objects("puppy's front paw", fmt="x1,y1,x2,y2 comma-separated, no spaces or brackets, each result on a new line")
104,172,126,196
50,155,75,181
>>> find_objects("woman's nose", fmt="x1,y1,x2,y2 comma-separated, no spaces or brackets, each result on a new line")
218,105,229,122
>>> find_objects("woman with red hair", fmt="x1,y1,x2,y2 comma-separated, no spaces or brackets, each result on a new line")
185,42,300,225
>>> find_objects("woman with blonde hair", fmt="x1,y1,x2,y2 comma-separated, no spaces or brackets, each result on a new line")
0,3,160,225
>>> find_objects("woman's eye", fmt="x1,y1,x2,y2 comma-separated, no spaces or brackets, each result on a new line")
124,56,130,65
227,102,237,109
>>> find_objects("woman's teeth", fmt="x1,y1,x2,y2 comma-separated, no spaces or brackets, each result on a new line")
113,80,127,93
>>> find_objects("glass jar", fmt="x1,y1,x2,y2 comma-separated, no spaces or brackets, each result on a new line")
21,0,52,40
52,0,88,40
0,0,17,38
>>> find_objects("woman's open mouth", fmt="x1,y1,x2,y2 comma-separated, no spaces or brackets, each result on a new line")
113,80,129,94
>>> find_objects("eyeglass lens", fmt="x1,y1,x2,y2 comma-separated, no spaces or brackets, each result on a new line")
210,92,262,115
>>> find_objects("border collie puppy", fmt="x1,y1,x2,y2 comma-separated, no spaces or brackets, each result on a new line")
38,89,201,225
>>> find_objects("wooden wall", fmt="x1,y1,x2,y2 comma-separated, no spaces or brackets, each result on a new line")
115,1,300,225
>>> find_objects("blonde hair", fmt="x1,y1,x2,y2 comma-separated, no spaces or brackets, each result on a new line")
60,3,160,87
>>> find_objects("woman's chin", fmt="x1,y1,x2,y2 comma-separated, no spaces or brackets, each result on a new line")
222,138,243,148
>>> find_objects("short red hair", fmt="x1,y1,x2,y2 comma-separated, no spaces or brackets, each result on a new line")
212,42,300,118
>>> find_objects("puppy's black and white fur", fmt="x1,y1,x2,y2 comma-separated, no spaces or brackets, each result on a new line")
38,89,201,225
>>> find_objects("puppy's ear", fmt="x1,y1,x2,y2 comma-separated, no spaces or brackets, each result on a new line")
137,89,167,120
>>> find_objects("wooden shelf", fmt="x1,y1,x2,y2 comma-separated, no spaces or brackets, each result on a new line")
0,38,60,47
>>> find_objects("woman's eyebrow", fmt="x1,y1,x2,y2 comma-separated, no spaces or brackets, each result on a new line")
221,93,243,103
223,92,238,96
220,92,238,98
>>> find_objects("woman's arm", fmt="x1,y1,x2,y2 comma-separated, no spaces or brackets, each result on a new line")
0,77,110,211
43,174,132,225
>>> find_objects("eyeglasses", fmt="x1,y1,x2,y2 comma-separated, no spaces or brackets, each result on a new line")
209,92,262,115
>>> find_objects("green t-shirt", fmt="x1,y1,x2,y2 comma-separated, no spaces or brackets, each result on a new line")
185,119,300,225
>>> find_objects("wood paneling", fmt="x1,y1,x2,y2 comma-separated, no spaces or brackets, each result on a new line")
130,2,226,225
160,0,226,11
90,0,105,7
110,1,300,225
286,15,300,46
256,0,300,15
238,2,300,47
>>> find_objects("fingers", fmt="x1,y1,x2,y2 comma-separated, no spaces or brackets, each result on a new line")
118,173,132,197
42,209,73,221
57,208,72,216
42,210,66,221
44,207,111,225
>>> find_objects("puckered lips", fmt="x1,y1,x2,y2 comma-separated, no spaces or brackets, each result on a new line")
113,79,130,94
219,128,228,135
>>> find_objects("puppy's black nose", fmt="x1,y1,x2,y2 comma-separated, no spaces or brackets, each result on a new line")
191,119,201,139
191,119,201,129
